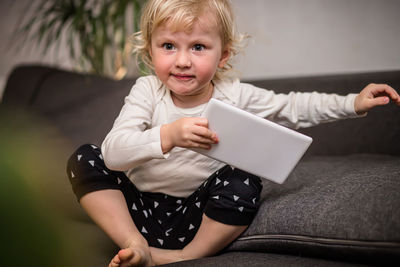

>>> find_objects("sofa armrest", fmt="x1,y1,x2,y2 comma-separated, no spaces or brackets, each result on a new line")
2,65,59,107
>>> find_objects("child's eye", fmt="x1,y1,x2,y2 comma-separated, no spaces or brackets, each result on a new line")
192,44,205,51
162,43,175,50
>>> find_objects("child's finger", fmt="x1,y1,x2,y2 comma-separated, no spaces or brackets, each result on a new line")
380,87,400,105
193,134,217,145
189,139,212,150
193,125,218,142
370,84,399,100
372,96,390,106
194,118,209,127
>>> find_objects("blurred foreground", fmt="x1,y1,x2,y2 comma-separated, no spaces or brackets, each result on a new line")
0,108,92,267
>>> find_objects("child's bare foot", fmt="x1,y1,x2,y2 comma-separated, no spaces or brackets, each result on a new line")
109,244,154,267
150,247,187,265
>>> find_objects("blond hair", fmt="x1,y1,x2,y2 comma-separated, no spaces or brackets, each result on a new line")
131,0,247,81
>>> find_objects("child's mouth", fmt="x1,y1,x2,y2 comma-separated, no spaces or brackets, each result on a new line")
172,74,195,81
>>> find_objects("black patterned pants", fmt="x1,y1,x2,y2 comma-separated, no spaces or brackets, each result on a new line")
66,144,263,249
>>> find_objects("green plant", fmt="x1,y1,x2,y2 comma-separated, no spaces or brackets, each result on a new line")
15,0,146,79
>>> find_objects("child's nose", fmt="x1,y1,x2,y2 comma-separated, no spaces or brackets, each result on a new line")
176,51,192,68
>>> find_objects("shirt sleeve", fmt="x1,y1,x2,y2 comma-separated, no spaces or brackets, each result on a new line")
237,82,361,129
101,77,167,171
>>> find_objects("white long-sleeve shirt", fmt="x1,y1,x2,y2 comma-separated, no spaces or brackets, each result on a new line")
102,75,359,197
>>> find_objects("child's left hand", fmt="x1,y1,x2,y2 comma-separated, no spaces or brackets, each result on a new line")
354,83,400,115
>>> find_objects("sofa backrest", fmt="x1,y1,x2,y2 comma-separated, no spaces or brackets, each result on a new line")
2,65,400,156
2,65,135,148
247,71,400,156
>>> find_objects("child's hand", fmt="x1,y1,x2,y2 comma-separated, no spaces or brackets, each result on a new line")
354,83,400,115
161,117,219,153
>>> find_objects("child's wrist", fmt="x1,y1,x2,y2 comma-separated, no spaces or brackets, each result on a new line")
160,124,174,153
354,95,366,115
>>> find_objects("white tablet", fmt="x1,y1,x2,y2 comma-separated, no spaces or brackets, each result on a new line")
191,98,313,184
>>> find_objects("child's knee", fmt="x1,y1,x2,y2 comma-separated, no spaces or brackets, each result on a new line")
73,144,101,159
215,166,262,201
228,169,262,202
66,144,105,180
207,166,263,208
204,167,263,225
66,144,123,201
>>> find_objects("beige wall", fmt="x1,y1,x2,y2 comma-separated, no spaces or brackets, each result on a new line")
1,0,400,98
232,0,400,80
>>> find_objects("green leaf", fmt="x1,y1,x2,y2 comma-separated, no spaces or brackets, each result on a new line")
14,0,146,77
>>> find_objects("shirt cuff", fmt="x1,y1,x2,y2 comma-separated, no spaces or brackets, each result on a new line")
345,93,367,118
151,125,170,159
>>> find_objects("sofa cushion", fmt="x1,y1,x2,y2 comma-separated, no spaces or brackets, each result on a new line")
227,154,400,265
160,251,369,267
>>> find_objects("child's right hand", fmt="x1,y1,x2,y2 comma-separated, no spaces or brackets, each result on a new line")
160,117,219,153
354,83,400,115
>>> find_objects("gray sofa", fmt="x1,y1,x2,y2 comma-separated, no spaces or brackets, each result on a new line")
1,65,399,266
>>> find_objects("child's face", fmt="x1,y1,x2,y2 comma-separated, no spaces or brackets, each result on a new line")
150,15,229,107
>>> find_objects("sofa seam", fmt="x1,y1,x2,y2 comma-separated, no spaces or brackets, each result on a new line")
237,234,400,248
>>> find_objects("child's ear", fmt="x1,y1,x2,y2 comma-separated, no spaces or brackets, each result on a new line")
218,47,230,68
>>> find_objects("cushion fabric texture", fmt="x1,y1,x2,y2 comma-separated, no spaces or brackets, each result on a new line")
227,154,400,265
160,252,369,267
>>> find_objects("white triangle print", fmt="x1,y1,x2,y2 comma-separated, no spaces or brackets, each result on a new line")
132,203,137,211
148,209,152,216
89,160,95,167
141,226,148,234
140,199,144,206
103,170,108,175
195,202,201,208
158,219,162,225
223,181,229,186
189,224,195,230
154,201,159,208
165,228,173,236
178,237,186,242
143,210,148,218
77,155,82,161
215,178,221,185
91,145,97,149
71,171,75,178
244,178,249,185
166,212,171,216
158,239,164,246
182,207,187,214
98,154,103,160
252,198,256,204
233,195,239,201
176,206,182,211
238,206,244,212
212,195,219,200
176,199,182,204
117,178,122,184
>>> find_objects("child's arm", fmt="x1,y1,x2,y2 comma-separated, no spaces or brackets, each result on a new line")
354,83,400,115
160,117,219,153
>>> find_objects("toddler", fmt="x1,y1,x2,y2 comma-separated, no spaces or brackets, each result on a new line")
66,0,400,266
